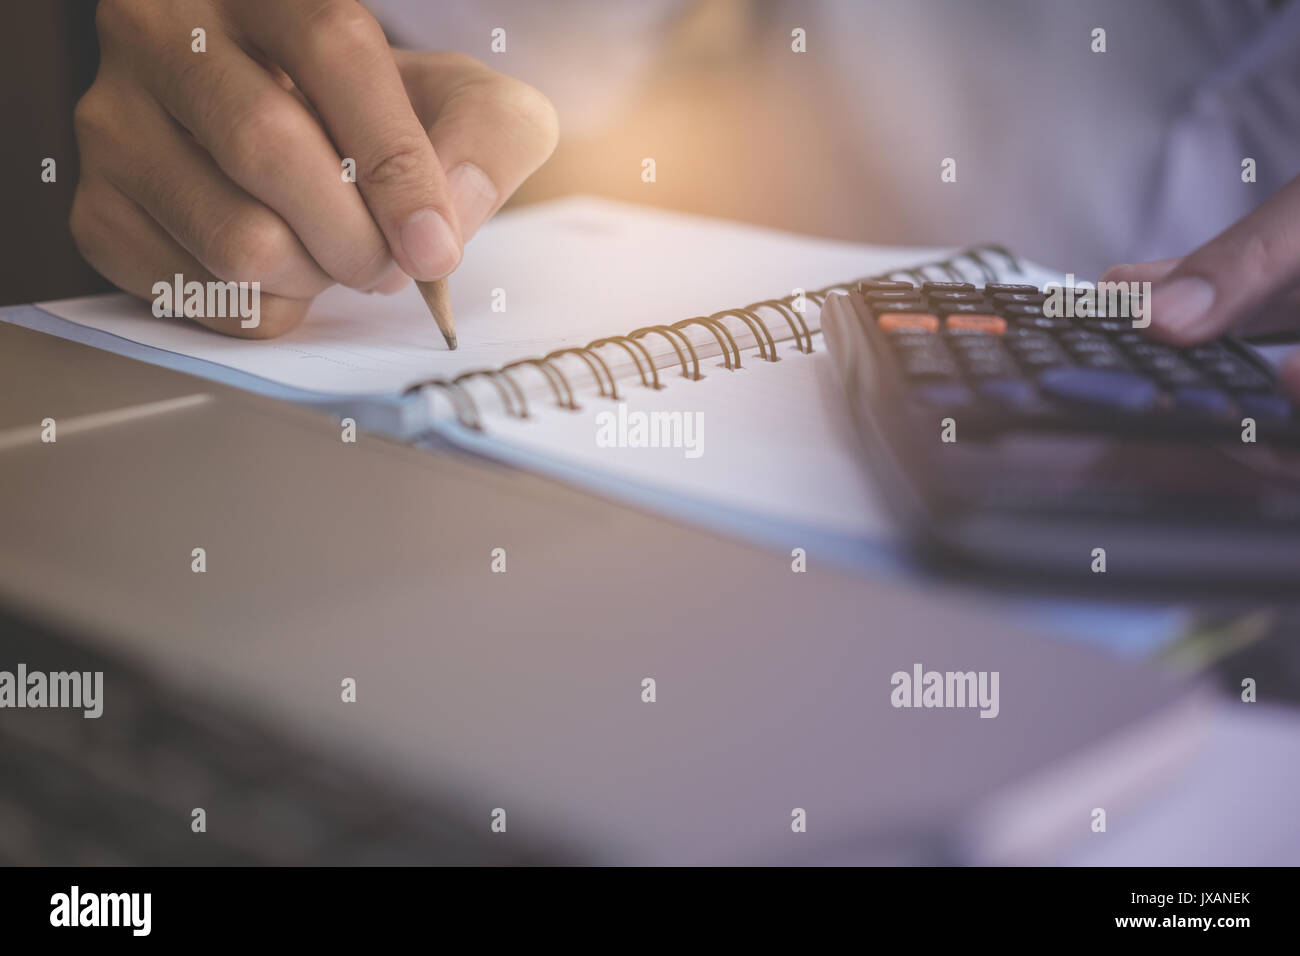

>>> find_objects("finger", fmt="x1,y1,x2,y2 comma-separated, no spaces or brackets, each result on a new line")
1147,173,1300,345
399,51,560,241
1098,257,1181,286
113,10,394,289
70,176,311,339
235,0,461,281
77,82,333,299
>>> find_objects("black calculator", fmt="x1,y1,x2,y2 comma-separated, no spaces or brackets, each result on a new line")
822,280,1300,590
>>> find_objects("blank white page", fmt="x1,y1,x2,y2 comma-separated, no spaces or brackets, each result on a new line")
37,197,943,397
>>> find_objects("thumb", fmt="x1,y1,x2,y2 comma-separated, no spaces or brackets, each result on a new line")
1146,173,1300,345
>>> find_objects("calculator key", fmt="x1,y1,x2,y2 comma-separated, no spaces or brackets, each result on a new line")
1172,387,1234,418
966,360,1019,378
866,290,924,304
1136,354,1191,372
935,302,994,316
921,281,976,293
983,283,1040,295
887,325,939,341
1013,315,1069,330
1153,366,1208,388
928,290,987,303
1005,328,1056,345
977,379,1040,406
991,292,1048,305
957,346,1009,363
1064,341,1121,357
1059,330,1106,344
946,314,1006,335
861,280,916,292
1127,343,1179,361
911,383,974,406
1038,367,1159,412
1240,394,1293,422
1188,344,1234,363
1002,304,1048,318
955,348,1009,365
1077,353,1131,370
892,342,951,361
1219,371,1274,392
879,313,939,332
870,301,935,315
902,357,959,379
1204,358,1260,380
1017,350,1070,368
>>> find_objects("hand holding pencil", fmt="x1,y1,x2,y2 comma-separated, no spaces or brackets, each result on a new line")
71,0,558,341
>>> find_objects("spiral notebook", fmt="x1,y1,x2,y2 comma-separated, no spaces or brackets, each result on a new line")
16,197,1060,549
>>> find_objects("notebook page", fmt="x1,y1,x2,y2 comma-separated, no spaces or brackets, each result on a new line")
464,342,890,539
36,197,943,398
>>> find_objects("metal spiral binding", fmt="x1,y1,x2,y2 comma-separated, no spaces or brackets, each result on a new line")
546,346,618,400
629,325,701,381
747,298,814,353
709,308,778,362
406,244,1022,424
454,368,528,419
502,356,574,410
590,335,662,389
672,316,742,370
400,377,483,430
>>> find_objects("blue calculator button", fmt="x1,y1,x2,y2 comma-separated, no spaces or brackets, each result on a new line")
912,383,974,407
1172,386,1233,417
977,379,1039,406
1239,394,1293,422
1038,367,1159,412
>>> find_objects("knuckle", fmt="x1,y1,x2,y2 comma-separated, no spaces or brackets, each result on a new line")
469,75,559,159
363,138,433,187
208,210,297,282
302,1,386,59
509,83,560,157
223,97,304,173
72,88,113,143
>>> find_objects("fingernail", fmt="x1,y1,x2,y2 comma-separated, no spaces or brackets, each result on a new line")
1150,276,1215,332
399,208,461,281
371,262,410,295
446,162,498,240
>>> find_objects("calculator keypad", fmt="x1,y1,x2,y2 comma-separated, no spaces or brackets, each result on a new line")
858,281,1294,437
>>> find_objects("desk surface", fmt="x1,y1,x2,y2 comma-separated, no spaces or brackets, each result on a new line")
0,318,1289,865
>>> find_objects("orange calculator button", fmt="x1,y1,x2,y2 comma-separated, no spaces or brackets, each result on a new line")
945,314,1006,334
878,313,939,332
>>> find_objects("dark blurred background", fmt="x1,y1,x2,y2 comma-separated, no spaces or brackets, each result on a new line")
1,2,110,305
